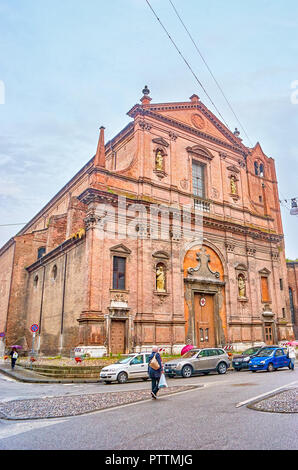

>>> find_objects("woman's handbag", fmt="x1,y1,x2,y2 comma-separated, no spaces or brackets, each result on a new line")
158,373,168,388
149,354,160,370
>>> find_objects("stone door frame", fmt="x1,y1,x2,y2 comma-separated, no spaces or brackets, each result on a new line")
106,309,133,355
185,278,226,347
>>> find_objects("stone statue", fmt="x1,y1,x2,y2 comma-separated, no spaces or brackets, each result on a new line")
156,151,164,171
230,176,237,195
156,265,166,292
238,275,246,298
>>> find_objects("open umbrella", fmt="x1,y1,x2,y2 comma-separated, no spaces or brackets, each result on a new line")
286,341,298,346
181,344,194,356
10,345,22,349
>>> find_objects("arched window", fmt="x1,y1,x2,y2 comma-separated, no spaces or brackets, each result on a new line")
37,246,46,259
34,275,39,287
254,161,265,177
52,265,57,281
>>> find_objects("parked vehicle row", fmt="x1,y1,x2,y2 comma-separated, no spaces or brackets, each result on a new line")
99,346,293,384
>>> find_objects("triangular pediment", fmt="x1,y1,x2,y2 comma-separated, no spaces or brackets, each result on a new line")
152,137,169,148
110,244,131,254
150,103,240,147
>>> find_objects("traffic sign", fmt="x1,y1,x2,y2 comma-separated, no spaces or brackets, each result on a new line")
30,324,39,333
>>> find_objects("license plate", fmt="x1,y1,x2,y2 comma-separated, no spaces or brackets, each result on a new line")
234,362,239,365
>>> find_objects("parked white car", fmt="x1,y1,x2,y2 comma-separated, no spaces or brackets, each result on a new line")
100,353,152,384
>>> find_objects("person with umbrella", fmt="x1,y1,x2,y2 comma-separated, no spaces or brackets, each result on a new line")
9,346,20,369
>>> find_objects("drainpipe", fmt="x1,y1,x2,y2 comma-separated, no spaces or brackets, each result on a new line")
60,253,68,354
38,265,46,352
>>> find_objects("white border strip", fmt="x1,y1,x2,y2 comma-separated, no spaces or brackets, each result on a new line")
236,381,298,408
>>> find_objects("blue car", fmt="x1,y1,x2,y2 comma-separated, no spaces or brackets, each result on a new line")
249,346,291,372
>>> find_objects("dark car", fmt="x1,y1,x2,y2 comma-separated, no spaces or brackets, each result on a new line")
232,346,263,371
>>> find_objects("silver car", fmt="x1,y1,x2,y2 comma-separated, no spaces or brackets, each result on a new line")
100,353,151,384
164,348,230,378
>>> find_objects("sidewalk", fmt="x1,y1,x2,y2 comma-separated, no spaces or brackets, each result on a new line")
0,364,100,384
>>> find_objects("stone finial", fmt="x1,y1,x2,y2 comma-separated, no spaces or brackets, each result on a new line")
141,85,152,105
94,126,106,168
190,94,200,103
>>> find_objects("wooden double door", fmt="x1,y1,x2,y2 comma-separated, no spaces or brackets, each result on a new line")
194,293,216,348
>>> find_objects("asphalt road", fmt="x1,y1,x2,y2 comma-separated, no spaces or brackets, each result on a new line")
0,367,297,450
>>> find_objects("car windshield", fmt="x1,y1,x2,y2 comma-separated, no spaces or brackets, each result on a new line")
116,355,135,364
243,348,258,355
182,350,199,358
256,348,274,357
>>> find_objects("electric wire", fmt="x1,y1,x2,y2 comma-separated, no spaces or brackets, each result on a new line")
168,0,254,147
145,0,231,130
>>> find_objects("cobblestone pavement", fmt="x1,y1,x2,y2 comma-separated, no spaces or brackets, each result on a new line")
248,388,298,413
0,385,198,420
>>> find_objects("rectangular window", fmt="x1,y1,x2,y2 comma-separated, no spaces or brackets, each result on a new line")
282,308,285,319
113,256,126,290
279,279,283,290
192,161,205,198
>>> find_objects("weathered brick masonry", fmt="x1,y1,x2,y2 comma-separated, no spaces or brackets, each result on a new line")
0,89,295,356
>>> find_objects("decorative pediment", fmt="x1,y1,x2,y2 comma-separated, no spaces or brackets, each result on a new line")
109,244,131,255
152,250,170,260
235,263,248,271
227,165,240,174
186,145,214,161
259,267,271,276
152,137,169,148
187,248,220,281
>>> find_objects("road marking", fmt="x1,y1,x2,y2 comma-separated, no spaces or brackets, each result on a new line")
0,419,67,440
236,380,298,408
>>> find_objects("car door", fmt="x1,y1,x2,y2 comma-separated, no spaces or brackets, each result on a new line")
273,349,283,368
193,350,212,371
129,354,146,378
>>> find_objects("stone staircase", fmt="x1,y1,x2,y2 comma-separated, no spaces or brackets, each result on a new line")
20,364,103,379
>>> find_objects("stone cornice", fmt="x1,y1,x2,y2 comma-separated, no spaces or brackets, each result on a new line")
78,188,283,244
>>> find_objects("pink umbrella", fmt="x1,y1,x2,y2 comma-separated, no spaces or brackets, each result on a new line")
181,344,194,356
10,345,22,349
286,341,298,346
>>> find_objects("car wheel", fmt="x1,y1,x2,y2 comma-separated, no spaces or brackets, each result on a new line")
181,365,193,378
267,363,275,372
217,362,227,375
117,371,128,384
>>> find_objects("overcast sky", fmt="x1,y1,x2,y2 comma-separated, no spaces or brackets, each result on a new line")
0,0,297,258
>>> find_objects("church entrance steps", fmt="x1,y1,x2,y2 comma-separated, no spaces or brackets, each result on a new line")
19,364,103,379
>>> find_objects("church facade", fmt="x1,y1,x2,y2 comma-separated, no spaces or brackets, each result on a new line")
0,88,295,356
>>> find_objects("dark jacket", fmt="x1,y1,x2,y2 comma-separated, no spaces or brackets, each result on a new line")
148,352,162,378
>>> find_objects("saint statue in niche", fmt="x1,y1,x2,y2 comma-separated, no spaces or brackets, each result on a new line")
155,150,164,171
238,275,246,298
156,265,166,292
230,175,237,195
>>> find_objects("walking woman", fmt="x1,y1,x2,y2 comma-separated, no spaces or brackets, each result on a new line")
148,346,163,399
9,347,18,369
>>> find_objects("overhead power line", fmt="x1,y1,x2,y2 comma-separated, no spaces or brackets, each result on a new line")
168,0,253,147
145,0,231,130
